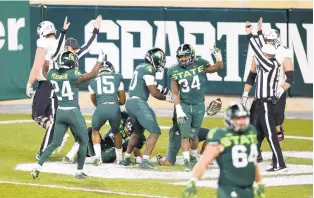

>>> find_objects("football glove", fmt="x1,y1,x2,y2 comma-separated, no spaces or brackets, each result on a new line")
206,98,222,116
97,48,105,62
254,183,265,198
275,87,285,99
165,93,173,103
182,181,197,198
26,83,35,98
175,104,187,125
210,46,222,61
241,92,251,110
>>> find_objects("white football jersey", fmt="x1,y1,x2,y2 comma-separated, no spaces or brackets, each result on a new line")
36,37,58,81
275,46,293,88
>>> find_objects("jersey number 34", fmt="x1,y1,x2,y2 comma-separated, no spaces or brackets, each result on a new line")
178,75,200,93
232,144,258,168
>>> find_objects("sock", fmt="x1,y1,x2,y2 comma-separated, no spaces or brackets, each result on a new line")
191,149,198,157
143,155,150,160
93,144,101,158
66,142,80,159
124,152,131,159
115,148,122,161
35,164,42,171
183,151,190,161
76,169,83,174
135,156,142,164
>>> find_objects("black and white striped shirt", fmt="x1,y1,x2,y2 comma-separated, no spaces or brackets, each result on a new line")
248,32,280,99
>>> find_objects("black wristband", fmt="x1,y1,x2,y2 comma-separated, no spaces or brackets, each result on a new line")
93,28,99,34
61,29,66,34
257,30,263,35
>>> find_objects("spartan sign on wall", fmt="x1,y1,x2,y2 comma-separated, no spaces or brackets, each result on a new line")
83,20,313,84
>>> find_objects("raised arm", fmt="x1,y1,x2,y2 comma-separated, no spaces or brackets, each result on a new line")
76,15,102,59
246,22,274,72
204,46,224,73
76,52,103,84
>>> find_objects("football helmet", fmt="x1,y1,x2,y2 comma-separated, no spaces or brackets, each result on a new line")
176,44,195,68
37,21,57,38
100,61,115,73
224,102,250,132
263,29,281,48
56,51,79,70
144,47,166,72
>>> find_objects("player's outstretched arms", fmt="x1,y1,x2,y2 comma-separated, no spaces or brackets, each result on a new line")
76,51,104,84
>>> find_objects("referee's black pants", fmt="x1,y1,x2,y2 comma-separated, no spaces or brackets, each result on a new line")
250,99,286,168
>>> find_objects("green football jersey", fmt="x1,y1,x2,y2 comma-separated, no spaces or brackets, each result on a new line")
168,57,209,105
207,124,258,187
88,72,124,106
129,63,156,101
47,69,82,108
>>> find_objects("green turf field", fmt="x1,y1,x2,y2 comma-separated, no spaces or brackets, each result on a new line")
0,114,312,198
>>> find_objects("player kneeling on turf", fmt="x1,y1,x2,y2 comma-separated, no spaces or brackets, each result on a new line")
183,102,265,198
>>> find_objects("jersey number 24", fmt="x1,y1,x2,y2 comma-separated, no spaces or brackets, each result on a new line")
50,80,74,101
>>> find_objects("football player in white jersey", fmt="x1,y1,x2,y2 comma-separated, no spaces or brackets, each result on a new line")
242,18,295,162
26,17,70,160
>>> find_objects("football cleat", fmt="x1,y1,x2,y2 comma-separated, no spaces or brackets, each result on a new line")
31,168,40,179
62,156,76,164
266,166,287,172
119,158,132,166
139,159,154,169
156,155,163,166
92,157,103,166
74,172,90,179
183,159,191,172
190,156,198,168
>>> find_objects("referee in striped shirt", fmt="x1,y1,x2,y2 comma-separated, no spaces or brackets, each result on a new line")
242,22,286,172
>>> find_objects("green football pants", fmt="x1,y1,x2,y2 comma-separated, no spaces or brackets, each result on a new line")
39,108,88,170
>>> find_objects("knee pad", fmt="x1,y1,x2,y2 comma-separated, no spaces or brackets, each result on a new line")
190,127,200,140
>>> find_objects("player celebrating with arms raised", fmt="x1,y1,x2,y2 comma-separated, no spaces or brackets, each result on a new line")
168,44,223,171
31,49,104,179
183,103,265,198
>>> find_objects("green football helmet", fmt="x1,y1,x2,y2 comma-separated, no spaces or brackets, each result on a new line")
99,61,115,73
101,147,116,163
176,44,195,68
224,102,250,132
144,47,166,72
56,51,78,70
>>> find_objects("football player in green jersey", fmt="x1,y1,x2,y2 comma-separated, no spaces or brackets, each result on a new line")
183,102,265,198
169,44,223,171
31,50,104,179
88,61,126,166
120,47,172,169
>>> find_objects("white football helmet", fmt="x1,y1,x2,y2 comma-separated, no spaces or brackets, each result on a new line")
37,21,57,38
263,29,281,48
262,44,276,56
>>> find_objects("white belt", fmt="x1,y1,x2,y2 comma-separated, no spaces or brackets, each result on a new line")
58,107,76,110
101,102,116,104
129,96,140,100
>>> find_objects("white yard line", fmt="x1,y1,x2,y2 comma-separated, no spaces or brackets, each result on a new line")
0,120,312,141
0,180,174,198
